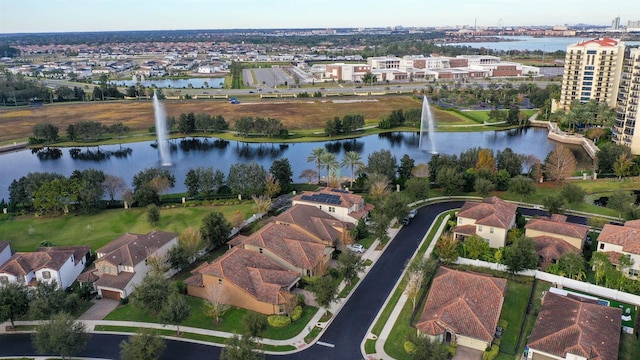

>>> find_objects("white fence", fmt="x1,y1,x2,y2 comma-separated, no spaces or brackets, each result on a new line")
454,257,640,306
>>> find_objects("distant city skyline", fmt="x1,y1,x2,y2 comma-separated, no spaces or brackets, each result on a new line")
0,0,637,34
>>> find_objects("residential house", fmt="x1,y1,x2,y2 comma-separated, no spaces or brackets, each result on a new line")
0,244,90,289
0,241,11,265
185,247,300,315
595,220,640,278
81,231,178,300
291,188,374,225
526,292,621,360
525,214,589,268
452,197,517,248
273,204,353,247
415,268,507,351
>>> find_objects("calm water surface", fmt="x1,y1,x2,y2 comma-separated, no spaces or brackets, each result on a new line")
0,129,591,201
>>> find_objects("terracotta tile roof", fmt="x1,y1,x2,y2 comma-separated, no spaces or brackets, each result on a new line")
188,247,299,304
525,217,589,240
241,222,326,271
415,268,507,343
227,235,247,247
96,231,177,267
575,37,619,47
532,236,580,268
457,197,516,229
452,224,477,236
603,251,626,265
624,219,640,229
527,292,621,360
598,223,640,255
274,204,352,244
94,271,135,290
77,269,100,283
0,246,89,275
350,203,375,220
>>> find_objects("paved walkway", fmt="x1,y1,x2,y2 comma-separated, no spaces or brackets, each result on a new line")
370,214,450,360
78,298,120,320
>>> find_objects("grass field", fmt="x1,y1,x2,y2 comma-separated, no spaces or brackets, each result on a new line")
498,281,533,356
0,202,254,252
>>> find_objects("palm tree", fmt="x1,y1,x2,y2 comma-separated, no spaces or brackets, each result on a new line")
320,152,339,186
341,151,364,188
307,147,326,184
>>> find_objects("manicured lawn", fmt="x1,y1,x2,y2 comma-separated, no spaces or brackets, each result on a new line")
0,203,254,252
498,280,533,356
104,294,318,340
339,277,359,298
619,333,640,360
515,280,551,358
384,297,415,360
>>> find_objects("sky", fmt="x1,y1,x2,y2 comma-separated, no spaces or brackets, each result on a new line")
0,0,638,34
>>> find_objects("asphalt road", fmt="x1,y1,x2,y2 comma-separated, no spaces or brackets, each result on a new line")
0,202,587,360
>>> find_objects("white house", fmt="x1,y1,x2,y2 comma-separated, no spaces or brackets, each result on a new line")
596,220,640,278
452,197,517,248
291,188,373,225
0,245,90,289
81,231,178,300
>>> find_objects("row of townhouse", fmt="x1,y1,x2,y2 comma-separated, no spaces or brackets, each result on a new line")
185,188,373,315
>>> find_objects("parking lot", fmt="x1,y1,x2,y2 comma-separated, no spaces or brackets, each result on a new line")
246,67,294,88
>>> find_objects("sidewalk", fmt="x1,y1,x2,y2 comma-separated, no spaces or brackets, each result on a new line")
0,228,395,355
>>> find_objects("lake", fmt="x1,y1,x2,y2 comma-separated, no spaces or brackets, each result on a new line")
109,77,225,89
0,128,591,201
445,36,640,52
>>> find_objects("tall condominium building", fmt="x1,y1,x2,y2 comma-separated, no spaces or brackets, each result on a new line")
558,38,625,111
613,47,640,154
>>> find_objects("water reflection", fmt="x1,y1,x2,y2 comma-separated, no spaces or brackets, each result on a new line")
179,138,230,152
32,147,63,160
69,147,133,161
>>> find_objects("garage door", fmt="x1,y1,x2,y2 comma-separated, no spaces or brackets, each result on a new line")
101,289,121,300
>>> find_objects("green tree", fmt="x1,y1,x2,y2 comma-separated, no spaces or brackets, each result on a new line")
132,168,175,207
474,178,495,198
560,183,586,206
503,236,538,273
33,313,89,360
200,211,232,249
464,235,490,259
405,177,429,201
366,149,397,182
613,153,633,180
184,169,200,197
270,158,293,194
70,169,106,213
383,191,410,223
307,147,327,184
120,329,166,360
311,275,338,309
131,272,171,315
320,152,340,185
435,234,459,264
33,178,79,216
607,190,635,218
147,204,160,226
160,292,191,335
397,154,415,184
590,252,613,286
496,148,523,177
596,143,630,174
508,175,536,202
29,280,79,320
227,162,267,198
243,312,268,339
542,195,565,214
0,282,30,328
409,333,451,360
341,151,364,188
220,335,264,360
32,123,60,143
436,166,464,196
167,245,190,271
557,252,586,280
337,251,365,285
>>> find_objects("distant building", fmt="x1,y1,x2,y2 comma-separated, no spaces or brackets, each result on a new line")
612,47,640,154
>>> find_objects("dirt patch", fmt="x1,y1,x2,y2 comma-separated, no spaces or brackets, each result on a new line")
0,96,422,142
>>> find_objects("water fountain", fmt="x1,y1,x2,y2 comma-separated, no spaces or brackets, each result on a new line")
418,95,437,154
153,91,172,166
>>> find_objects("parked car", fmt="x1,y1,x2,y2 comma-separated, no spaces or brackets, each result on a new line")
401,217,410,225
408,209,417,219
347,244,365,253
495,326,503,339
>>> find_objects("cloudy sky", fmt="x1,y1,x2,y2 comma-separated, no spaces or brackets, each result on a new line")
0,0,637,33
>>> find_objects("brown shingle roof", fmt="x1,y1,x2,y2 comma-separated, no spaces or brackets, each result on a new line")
525,217,590,240
274,204,352,244
527,292,621,360
96,231,177,267
94,271,136,290
0,246,89,275
415,268,507,343
188,247,299,305
598,223,640,255
38,246,90,265
240,222,326,271
457,197,516,229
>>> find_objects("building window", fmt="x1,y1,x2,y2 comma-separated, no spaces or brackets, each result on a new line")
490,227,494,234
0,276,7,284
218,278,223,285
42,271,51,280
478,225,483,232
599,243,605,250
103,265,111,274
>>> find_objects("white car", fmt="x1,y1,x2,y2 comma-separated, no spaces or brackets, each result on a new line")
347,244,365,253
408,209,418,219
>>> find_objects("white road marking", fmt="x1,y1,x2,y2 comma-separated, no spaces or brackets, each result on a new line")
316,341,335,348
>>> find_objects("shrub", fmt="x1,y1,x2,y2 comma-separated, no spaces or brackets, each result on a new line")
175,280,187,294
290,306,303,322
498,319,508,329
403,340,416,354
448,341,457,357
483,344,499,360
120,297,129,305
267,315,292,328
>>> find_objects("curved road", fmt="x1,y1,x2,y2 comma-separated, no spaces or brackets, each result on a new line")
1,202,584,360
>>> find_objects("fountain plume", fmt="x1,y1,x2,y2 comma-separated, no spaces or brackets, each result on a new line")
153,91,172,166
419,96,437,154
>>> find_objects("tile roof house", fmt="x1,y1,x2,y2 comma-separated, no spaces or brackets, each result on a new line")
525,215,589,269
596,220,640,278
273,204,353,247
0,243,90,289
291,187,374,225
80,231,178,300
185,247,300,315
415,268,507,351
526,292,621,360
452,197,517,248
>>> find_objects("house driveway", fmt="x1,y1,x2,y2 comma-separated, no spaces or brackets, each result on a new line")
78,298,120,320
452,346,483,360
